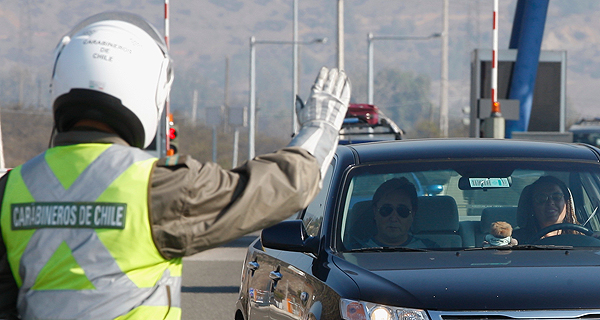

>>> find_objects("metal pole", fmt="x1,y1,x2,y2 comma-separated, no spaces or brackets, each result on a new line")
249,36,256,160
367,33,440,109
224,57,230,132
292,0,299,136
232,127,239,168
225,57,230,108
164,0,170,47
492,0,499,112
212,126,217,163
439,0,449,137
367,33,374,105
164,0,171,154
337,0,345,70
482,0,505,139
191,89,198,127
249,37,325,158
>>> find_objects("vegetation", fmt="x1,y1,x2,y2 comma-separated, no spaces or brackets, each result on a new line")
0,106,289,169
0,108,53,168
176,118,289,169
375,68,434,130
0,63,462,168
372,67,461,138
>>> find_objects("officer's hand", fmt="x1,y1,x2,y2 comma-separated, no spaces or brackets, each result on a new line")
289,67,351,185
296,67,350,132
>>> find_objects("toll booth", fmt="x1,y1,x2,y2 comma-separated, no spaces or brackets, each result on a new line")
470,49,567,138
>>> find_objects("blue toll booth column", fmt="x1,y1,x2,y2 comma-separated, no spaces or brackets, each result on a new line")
505,0,550,138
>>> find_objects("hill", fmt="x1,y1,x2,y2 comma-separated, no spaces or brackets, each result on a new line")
0,0,599,140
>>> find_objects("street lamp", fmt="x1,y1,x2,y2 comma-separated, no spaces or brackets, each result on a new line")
367,32,441,105
248,36,327,160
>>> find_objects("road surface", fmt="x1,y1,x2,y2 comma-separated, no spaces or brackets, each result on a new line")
181,233,258,320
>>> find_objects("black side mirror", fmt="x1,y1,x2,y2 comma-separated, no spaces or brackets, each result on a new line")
261,220,319,255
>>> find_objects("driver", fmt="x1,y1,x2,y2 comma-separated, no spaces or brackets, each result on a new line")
365,178,437,248
514,176,581,243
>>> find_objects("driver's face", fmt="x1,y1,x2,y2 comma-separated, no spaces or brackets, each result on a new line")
373,192,414,245
533,183,566,229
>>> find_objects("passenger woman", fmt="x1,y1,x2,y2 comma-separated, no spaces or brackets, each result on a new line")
514,176,580,243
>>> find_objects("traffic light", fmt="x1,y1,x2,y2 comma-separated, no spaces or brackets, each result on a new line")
167,113,179,156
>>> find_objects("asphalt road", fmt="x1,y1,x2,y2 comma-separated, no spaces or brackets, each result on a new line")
181,233,259,320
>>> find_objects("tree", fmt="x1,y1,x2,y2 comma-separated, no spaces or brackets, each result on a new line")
374,68,433,131
411,119,440,138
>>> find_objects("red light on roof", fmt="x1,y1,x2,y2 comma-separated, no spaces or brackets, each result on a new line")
347,103,379,125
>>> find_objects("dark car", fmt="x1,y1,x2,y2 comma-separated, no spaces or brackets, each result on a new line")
235,138,600,320
570,117,600,148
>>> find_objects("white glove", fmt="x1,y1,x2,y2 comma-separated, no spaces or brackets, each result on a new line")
288,67,351,184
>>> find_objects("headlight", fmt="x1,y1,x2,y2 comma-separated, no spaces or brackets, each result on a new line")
340,299,430,320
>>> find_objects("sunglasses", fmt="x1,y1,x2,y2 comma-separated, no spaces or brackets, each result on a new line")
533,193,564,205
377,204,412,218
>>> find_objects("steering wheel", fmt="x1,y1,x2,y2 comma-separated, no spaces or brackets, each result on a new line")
533,223,593,240
531,223,600,246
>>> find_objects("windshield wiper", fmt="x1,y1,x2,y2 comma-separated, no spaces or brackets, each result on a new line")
346,246,429,253
463,244,573,251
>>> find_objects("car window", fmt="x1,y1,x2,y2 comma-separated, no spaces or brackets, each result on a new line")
338,160,600,251
302,161,335,237
577,172,600,230
573,132,600,148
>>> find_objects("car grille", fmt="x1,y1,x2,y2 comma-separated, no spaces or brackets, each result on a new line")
429,310,600,320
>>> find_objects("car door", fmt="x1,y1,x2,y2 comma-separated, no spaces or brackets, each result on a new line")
267,163,335,320
268,252,317,320
244,241,282,320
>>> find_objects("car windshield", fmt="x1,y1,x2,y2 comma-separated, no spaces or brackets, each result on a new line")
339,159,600,251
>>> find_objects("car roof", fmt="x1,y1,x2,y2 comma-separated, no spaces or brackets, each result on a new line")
338,138,600,164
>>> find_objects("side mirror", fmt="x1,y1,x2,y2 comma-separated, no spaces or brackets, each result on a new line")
261,220,319,255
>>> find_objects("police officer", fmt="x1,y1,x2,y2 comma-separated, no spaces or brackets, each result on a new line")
0,11,350,319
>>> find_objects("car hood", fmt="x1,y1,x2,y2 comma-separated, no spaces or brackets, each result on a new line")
336,249,600,310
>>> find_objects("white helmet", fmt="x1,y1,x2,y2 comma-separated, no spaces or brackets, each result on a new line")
51,11,173,148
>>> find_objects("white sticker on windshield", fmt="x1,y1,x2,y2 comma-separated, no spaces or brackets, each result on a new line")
469,178,510,188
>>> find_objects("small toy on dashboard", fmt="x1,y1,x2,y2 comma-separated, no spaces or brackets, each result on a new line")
483,221,518,247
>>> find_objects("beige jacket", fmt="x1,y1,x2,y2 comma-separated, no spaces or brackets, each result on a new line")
0,129,321,318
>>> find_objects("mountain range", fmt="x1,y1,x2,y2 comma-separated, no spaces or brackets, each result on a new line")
1,0,600,137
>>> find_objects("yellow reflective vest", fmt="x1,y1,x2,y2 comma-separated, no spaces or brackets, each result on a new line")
0,143,182,319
